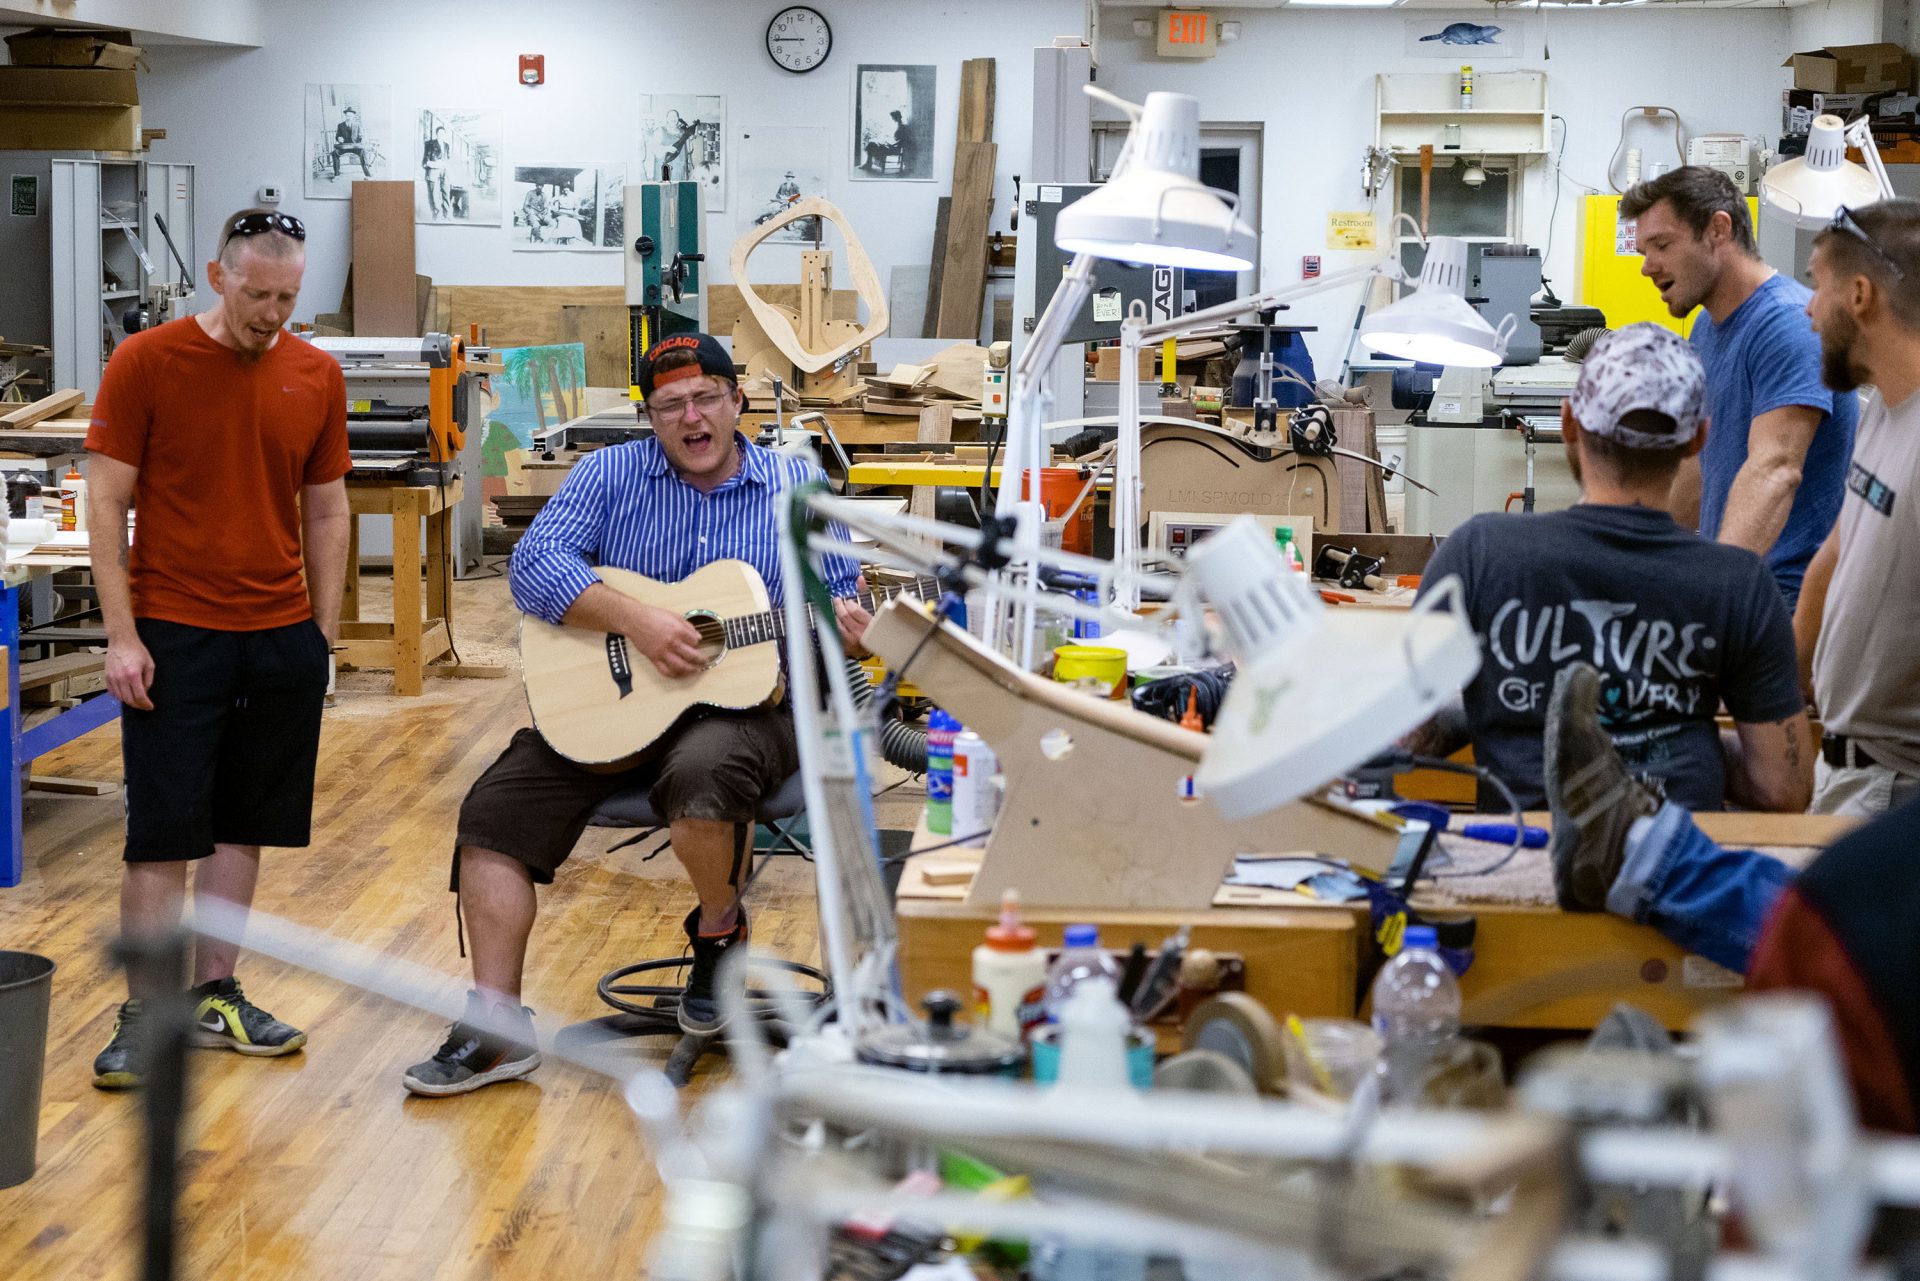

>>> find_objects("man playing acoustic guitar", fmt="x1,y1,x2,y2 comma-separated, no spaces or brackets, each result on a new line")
404,333,871,1097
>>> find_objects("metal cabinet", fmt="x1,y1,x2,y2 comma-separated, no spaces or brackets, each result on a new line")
0,153,195,398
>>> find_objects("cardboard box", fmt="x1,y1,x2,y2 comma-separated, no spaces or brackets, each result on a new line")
1783,43,1913,95
0,66,139,105
0,104,142,152
5,27,142,70
1091,345,1156,381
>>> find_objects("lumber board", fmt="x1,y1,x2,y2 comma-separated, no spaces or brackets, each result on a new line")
437,285,625,350
922,197,953,339
933,142,996,340
958,58,996,145
560,303,632,388
351,182,418,337
1,388,81,428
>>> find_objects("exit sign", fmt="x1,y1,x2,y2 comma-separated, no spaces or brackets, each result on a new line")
1156,8,1217,58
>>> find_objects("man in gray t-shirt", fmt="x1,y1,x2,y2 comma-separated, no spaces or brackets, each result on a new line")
1798,200,1920,816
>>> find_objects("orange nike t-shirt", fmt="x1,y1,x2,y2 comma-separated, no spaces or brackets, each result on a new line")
86,317,351,631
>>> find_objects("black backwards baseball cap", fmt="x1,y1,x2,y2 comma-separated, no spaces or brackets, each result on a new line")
636,332,734,398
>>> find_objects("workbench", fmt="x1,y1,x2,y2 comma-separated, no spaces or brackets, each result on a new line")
895,810,1854,1036
0,554,121,887
340,476,502,696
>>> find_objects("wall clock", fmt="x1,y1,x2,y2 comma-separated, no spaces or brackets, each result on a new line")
766,6,831,74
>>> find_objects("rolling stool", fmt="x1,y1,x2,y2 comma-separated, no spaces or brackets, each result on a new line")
570,773,831,1086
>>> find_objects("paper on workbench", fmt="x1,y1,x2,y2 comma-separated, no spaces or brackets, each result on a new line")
1226,857,1335,890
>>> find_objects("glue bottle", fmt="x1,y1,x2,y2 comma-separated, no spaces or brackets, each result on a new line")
1178,689,1205,801
972,890,1048,1042
1275,525,1303,573
59,464,85,533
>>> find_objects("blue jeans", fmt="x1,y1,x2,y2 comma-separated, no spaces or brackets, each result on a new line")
1605,803,1796,973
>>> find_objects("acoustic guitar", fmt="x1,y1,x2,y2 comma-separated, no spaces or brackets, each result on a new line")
521,560,940,765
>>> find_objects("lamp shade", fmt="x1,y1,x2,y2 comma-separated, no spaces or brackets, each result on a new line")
1055,91,1257,271
1185,517,1482,820
1359,236,1508,368
1760,114,1886,230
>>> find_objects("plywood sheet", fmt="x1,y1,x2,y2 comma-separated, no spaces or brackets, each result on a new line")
438,285,624,350
710,283,857,342
350,181,417,337
560,303,632,387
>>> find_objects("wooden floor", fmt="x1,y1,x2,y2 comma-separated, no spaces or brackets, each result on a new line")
0,567,911,1279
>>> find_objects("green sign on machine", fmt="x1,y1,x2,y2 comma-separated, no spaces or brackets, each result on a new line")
9,175,35,217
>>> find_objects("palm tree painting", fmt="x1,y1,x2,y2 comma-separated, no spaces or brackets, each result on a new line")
493,343,589,449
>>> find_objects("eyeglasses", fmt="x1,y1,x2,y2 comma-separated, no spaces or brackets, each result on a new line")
1829,205,1905,281
647,389,734,420
219,211,307,254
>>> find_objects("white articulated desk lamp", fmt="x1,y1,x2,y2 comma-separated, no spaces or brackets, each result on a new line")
1106,227,1511,610
1759,113,1896,228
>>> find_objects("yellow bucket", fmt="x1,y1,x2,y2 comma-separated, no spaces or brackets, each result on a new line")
1052,645,1128,698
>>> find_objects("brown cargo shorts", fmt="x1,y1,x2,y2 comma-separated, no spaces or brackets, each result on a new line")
451,707,799,887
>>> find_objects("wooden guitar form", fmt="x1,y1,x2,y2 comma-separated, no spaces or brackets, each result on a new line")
730,197,889,404
521,561,937,766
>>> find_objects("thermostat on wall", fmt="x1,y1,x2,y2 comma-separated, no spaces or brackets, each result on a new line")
257,185,282,205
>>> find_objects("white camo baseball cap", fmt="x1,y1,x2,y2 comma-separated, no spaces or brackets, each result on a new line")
1567,323,1707,449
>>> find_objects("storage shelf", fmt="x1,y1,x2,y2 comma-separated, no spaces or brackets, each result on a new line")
101,289,137,300
1379,110,1548,120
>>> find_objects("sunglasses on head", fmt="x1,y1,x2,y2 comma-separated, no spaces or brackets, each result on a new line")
1829,205,1904,281
220,211,307,253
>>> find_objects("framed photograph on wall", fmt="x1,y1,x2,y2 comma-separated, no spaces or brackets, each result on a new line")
304,83,393,199
509,164,626,251
639,95,727,212
850,64,935,182
738,125,831,245
415,108,503,225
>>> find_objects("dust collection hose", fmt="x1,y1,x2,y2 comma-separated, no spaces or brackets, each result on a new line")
845,656,928,773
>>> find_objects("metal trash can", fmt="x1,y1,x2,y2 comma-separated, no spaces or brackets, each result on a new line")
0,951,55,1189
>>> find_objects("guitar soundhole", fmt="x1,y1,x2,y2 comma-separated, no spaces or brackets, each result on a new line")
686,611,727,669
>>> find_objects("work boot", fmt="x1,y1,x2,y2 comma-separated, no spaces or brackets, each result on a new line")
1544,663,1662,912
679,904,750,1035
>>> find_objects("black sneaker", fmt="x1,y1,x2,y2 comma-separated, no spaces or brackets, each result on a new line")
1545,664,1662,912
93,999,147,1090
402,993,540,1097
679,904,749,1035
191,977,308,1057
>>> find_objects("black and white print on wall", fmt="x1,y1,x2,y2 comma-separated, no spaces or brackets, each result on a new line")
739,126,831,244
304,83,392,199
415,108,503,226
639,95,727,212
850,64,935,182
509,164,626,251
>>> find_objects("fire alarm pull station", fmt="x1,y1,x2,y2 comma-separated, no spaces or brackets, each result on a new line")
519,54,545,85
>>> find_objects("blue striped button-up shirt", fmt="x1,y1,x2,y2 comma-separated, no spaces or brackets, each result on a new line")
509,432,859,624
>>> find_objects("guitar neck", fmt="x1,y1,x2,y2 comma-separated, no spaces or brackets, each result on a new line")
721,574,942,650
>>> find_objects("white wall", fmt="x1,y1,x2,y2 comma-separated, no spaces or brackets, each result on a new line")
1097,6,1795,373
136,0,1084,328
1788,0,1885,50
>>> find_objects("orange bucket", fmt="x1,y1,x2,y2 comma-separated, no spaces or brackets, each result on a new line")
1023,467,1095,555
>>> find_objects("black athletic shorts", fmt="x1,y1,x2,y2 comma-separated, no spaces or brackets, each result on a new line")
120,617,331,862
453,707,799,887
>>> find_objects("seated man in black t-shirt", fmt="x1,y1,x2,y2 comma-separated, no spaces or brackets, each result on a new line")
1407,323,1812,813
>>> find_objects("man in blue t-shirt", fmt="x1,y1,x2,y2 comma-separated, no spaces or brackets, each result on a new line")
1621,166,1857,606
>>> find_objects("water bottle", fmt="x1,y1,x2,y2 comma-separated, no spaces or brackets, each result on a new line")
1042,924,1122,1023
925,709,960,835
1368,924,1460,1105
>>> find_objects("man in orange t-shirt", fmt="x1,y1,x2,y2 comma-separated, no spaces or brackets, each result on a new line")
83,208,351,1090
